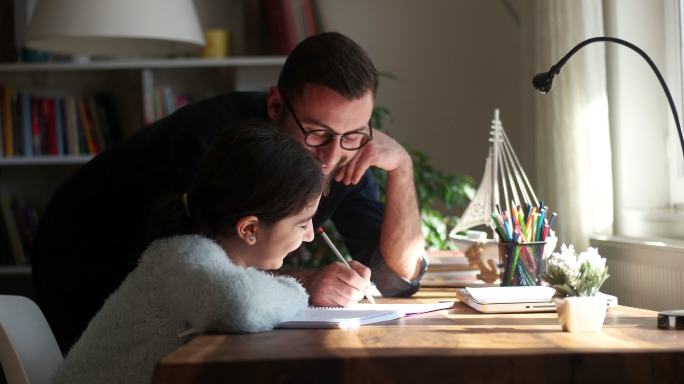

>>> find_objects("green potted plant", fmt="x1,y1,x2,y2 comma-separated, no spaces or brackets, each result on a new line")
541,244,610,332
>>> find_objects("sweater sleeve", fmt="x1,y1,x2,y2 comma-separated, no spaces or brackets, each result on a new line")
137,235,309,333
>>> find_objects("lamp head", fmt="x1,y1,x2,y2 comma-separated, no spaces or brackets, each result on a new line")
532,71,555,94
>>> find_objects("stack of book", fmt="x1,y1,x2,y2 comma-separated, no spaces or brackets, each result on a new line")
422,249,484,287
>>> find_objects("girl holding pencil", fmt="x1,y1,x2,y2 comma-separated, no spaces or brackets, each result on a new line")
54,121,332,384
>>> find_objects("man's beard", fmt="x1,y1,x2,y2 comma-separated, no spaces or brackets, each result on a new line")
322,156,348,196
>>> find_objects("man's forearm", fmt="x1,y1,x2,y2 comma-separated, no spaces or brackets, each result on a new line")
380,161,425,280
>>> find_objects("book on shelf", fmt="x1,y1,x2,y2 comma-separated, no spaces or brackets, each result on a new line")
0,195,40,266
140,70,192,124
262,0,322,55
0,85,119,159
2,85,13,157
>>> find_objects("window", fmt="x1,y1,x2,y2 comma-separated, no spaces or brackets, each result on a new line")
606,0,684,241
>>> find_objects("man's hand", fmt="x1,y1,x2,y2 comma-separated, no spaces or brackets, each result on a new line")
335,129,411,185
306,260,372,307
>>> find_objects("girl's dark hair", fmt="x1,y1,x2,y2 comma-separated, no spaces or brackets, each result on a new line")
278,32,378,100
145,120,324,240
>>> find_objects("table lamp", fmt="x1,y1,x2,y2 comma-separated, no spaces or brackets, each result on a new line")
25,0,205,57
533,36,684,160
533,36,684,330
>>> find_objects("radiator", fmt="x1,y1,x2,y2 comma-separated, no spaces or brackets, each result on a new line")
590,236,684,311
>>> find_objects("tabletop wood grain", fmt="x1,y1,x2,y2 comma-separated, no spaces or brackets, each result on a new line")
152,288,684,384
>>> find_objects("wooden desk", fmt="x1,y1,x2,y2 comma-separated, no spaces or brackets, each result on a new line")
152,288,684,383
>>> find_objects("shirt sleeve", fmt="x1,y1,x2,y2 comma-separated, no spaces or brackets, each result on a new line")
141,235,309,333
369,249,428,297
330,171,426,297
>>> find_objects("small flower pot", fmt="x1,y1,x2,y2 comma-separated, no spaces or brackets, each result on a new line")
555,296,607,332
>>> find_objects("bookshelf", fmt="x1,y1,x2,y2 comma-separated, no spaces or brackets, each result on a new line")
0,56,286,276
0,0,319,293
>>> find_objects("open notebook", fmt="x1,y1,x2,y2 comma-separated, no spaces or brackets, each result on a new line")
276,301,454,329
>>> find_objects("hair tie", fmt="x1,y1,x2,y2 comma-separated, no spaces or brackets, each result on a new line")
181,193,191,218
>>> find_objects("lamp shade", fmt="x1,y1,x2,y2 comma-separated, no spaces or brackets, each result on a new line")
25,0,205,57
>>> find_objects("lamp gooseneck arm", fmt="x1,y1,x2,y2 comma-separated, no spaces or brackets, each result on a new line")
536,36,684,160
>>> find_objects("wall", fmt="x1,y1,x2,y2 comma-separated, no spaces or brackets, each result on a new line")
317,0,529,193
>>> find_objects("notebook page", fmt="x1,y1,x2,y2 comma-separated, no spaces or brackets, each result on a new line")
276,308,401,329
346,301,454,316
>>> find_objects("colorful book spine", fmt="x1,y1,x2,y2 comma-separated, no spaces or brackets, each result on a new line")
55,97,65,155
44,98,57,155
30,97,41,155
2,86,14,157
77,97,96,154
0,87,117,156
20,93,32,156
87,97,105,152
64,96,79,155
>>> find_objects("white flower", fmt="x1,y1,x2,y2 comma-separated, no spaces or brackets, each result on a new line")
541,243,609,297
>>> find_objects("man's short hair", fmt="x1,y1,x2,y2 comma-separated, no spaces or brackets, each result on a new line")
278,32,378,100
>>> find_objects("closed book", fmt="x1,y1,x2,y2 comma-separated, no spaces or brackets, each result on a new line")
20,93,31,156
263,0,297,54
0,195,26,265
87,97,105,152
94,93,120,144
302,0,319,36
0,218,13,265
77,97,96,154
11,92,20,156
55,97,65,155
2,86,14,157
64,96,79,155
155,87,165,120
288,0,308,44
141,69,155,125
44,98,58,155
11,201,33,262
30,97,41,155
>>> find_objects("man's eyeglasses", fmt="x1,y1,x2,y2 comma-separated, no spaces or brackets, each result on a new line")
281,93,373,150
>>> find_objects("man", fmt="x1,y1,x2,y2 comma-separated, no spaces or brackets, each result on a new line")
32,32,426,353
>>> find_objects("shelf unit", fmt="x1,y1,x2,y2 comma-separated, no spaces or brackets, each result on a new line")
0,56,286,71
0,56,286,275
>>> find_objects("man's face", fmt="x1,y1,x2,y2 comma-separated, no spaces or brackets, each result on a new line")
268,84,374,178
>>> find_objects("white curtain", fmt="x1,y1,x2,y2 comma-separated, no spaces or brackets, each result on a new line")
528,0,614,250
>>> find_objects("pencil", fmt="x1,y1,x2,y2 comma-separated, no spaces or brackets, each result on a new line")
316,227,376,304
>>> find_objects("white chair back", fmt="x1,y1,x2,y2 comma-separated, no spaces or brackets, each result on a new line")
0,295,63,384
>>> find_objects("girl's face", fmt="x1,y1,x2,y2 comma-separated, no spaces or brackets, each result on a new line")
245,196,321,270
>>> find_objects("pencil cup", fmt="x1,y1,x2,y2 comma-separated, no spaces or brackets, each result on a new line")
498,241,546,286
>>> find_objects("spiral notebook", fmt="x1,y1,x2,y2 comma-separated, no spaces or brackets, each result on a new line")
276,301,454,329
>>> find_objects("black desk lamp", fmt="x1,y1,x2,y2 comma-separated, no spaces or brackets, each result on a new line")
532,36,684,160
533,36,684,330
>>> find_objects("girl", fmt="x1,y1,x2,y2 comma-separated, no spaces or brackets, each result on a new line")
53,121,324,384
